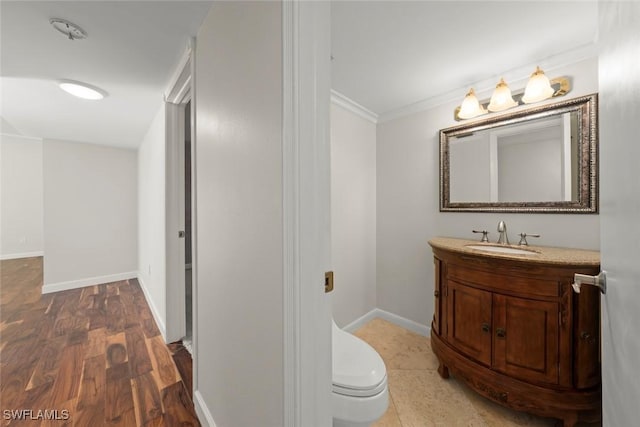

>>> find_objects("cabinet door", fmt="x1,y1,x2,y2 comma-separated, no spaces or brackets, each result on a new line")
446,281,492,366
433,257,442,335
493,294,559,385
573,284,601,389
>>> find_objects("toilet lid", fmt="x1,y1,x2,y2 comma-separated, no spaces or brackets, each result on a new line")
332,327,387,394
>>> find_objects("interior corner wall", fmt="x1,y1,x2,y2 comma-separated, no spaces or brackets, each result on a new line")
0,134,44,259
194,2,284,426
43,139,138,292
137,103,167,334
376,57,601,327
330,103,377,327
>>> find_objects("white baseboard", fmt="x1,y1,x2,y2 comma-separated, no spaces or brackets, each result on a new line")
0,251,43,261
343,308,430,337
42,271,137,294
193,390,217,427
342,308,380,333
136,275,167,342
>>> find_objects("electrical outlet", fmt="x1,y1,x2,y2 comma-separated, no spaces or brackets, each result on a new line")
19,236,26,244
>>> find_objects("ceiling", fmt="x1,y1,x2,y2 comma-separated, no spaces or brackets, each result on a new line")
1,2,599,148
1,1,212,148
331,1,599,118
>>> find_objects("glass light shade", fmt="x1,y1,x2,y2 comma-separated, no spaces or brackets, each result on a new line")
487,78,518,112
58,80,106,100
458,88,487,119
522,67,554,104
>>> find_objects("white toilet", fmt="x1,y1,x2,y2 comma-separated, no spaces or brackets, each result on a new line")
332,320,389,427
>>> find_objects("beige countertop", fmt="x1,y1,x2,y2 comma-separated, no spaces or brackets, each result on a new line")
429,236,600,266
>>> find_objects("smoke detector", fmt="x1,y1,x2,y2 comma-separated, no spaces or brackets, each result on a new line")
50,18,87,41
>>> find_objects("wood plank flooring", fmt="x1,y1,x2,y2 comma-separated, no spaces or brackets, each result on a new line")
166,343,192,402
0,257,199,426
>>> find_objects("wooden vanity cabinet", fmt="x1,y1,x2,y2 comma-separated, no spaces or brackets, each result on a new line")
431,247,601,427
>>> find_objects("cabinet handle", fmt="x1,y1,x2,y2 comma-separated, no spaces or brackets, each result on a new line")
496,328,506,338
434,290,440,297
481,323,490,333
580,331,596,344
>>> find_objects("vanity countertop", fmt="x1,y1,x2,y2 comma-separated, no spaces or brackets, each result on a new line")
429,237,600,266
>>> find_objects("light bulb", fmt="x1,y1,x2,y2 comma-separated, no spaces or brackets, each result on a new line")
522,67,554,104
488,78,518,112
458,88,487,119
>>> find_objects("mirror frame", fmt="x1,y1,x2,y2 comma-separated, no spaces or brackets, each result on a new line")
440,93,598,213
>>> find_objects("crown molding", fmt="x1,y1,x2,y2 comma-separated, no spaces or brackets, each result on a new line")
164,42,193,103
378,42,599,124
330,89,378,124
0,132,42,141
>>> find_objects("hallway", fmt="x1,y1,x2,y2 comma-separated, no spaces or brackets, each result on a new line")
0,257,199,426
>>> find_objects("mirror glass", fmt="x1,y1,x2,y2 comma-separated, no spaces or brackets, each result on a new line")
440,94,597,213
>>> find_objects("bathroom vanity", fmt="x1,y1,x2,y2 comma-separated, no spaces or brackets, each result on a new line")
429,237,601,426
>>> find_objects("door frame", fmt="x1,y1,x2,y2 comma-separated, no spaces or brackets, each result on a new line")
165,40,196,360
282,1,332,425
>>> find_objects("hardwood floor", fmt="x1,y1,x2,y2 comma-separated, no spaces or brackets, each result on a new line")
166,343,193,402
0,257,199,426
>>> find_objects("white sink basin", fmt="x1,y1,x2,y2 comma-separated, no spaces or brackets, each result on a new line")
465,245,539,256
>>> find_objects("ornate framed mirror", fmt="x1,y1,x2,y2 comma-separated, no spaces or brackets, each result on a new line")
440,93,598,213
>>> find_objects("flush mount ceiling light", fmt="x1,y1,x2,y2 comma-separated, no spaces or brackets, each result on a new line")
50,18,87,40
454,67,571,121
58,80,107,100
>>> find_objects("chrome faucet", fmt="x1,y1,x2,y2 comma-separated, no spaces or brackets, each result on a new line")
518,232,540,246
497,221,509,245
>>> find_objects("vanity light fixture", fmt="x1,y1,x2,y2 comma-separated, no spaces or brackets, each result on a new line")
58,80,107,100
487,78,518,112
522,66,555,104
454,66,571,121
458,88,487,120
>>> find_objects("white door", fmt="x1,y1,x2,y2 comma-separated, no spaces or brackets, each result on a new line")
164,51,193,344
165,100,187,343
598,2,640,424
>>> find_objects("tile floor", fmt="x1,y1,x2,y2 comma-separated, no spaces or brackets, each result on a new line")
353,318,598,427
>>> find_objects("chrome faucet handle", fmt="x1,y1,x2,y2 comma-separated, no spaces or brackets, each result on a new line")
518,233,540,246
472,230,489,242
496,221,509,245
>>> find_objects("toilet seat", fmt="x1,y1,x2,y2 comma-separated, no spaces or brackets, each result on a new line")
332,375,387,397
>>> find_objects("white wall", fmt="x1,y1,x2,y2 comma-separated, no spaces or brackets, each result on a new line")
137,103,167,335
330,103,377,327
449,134,492,202
43,139,138,292
377,57,600,327
0,134,44,259
498,133,562,202
194,2,284,426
